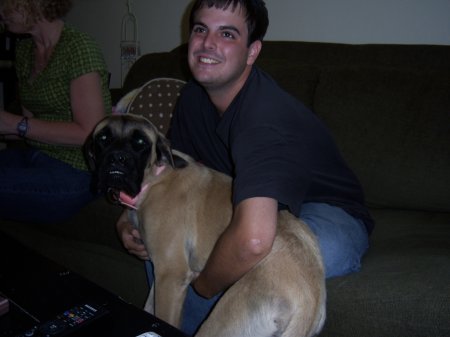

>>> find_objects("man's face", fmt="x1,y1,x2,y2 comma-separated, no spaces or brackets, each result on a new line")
188,5,260,93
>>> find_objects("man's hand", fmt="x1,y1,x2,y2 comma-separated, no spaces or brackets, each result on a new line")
116,211,149,260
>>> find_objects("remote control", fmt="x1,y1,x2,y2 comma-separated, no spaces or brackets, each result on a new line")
136,333,162,337
17,303,108,337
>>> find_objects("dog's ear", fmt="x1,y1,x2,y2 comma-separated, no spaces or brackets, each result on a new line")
155,136,173,167
156,136,188,169
172,153,188,169
83,132,96,171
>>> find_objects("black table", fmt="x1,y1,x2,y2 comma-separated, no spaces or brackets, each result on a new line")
0,232,186,337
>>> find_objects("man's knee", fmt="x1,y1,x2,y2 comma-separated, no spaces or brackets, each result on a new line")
299,203,369,278
318,228,368,278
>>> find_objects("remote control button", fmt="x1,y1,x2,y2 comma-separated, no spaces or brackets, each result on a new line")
23,327,37,336
39,320,67,335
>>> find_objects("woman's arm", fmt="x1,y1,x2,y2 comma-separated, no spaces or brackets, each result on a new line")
0,71,106,145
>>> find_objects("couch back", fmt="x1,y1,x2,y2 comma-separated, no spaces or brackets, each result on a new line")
123,41,450,213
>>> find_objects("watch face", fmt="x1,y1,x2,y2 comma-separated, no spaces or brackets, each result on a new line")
17,117,28,136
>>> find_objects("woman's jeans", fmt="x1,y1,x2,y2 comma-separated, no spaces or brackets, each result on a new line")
145,202,369,336
0,148,95,223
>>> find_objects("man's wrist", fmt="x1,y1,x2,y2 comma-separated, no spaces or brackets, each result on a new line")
191,276,213,299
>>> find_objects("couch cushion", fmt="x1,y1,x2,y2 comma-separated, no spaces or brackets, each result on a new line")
125,78,186,135
313,66,450,211
321,209,450,337
259,41,450,71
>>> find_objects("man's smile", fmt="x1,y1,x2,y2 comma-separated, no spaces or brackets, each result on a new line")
199,56,220,64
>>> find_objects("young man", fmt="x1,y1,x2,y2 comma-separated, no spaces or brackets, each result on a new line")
117,0,373,335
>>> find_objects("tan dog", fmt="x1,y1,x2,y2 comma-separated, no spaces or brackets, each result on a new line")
86,114,326,337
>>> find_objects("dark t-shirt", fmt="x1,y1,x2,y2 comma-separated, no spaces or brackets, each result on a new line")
169,66,374,233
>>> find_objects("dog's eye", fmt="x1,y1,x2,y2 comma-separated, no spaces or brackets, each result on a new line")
131,130,149,151
95,129,112,147
133,136,148,150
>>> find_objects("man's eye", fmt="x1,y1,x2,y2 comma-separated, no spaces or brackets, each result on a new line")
193,26,206,34
222,31,235,39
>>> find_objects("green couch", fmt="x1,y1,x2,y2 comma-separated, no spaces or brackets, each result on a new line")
1,41,449,337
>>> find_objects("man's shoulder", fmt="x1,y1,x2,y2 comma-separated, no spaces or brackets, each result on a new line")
246,66,299,106
240,66,311,119
250,66,282,89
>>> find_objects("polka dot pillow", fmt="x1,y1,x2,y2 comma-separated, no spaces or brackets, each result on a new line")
120,78,186,135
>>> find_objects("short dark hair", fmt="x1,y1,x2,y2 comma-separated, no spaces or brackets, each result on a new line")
189,0,269,46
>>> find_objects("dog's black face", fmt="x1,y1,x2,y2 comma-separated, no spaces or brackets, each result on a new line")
85,114,180,203
92,124,151,197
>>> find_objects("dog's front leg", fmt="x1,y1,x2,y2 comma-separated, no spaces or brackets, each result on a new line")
153,265,192,328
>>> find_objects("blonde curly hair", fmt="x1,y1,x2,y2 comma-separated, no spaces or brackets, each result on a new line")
0,0,72,24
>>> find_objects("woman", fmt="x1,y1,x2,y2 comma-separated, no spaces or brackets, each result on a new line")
0,0,111,223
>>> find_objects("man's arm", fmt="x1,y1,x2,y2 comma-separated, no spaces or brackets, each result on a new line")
192,196,278,298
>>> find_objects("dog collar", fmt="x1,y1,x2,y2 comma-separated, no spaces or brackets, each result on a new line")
119,184,149,210
117,164,166,210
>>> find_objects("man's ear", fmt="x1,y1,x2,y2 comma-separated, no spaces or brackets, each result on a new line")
247,40,262,65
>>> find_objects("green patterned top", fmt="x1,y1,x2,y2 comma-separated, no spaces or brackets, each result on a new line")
15,24,111,171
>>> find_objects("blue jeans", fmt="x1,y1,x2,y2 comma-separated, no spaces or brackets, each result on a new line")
0,148,95,223
145,202,369,336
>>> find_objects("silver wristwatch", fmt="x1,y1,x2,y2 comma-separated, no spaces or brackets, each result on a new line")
17,117,29,137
